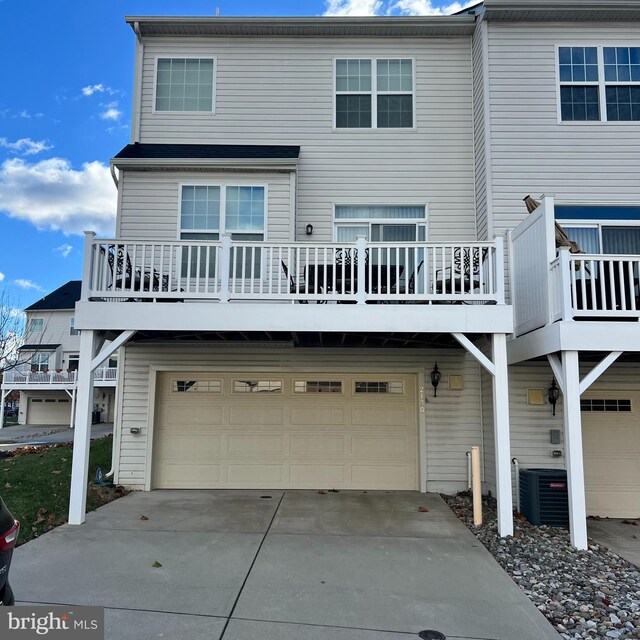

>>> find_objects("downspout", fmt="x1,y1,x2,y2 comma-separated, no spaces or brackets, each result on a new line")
512,457,520,513
105,349,123,479
131,21,144,143
110,163,119,188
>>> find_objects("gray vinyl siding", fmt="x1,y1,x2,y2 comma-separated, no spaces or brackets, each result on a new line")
116,344,484,492
136,37,476,242
486,22,640,239
118,170,293,241
472,20,489,241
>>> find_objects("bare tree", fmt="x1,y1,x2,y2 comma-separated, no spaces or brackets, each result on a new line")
0,288,28,377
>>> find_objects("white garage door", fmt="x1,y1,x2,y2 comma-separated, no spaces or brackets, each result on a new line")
153,373,418,490
28,397,72,425
582,393,640,518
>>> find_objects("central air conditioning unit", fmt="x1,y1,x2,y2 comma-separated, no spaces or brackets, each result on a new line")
519,468,569,527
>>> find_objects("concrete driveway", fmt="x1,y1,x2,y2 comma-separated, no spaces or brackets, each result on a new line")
11,490,559,640
0,422,113,450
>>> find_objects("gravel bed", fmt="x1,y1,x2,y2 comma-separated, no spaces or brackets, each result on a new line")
442,492,640,640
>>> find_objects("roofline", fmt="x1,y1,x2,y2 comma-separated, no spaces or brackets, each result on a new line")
483,0,640,21
125,15,476,37
110,157,299,171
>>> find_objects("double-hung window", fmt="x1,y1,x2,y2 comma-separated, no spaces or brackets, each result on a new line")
69,317,79,336
335,58,414,129
28,318,44,334
155,58,215,112
180,184,265,277
558,46,640,122
31,352,50,373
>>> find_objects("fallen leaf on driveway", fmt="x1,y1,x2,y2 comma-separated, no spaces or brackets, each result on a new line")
622,519,639,526
328,489,339,493
152,561,162,568
418,507,429,512
317,490,326,495
140,515,149,521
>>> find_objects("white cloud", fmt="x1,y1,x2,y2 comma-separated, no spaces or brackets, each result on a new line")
0,157,117,235
81,83,116,97
13,279,45,292
0,272,4,282
324,0,383,15
100,101,122,121
55,244,73,258
0,137,52,156
324,0,476,15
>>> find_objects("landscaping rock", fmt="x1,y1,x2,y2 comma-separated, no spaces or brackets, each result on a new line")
442,492,640,640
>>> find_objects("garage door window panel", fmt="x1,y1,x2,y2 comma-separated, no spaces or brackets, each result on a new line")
294,380,343,393
233,380,283,393
354,381,404,394
172,379,222,393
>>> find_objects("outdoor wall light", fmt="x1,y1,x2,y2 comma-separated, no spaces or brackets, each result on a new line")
548,379,560,416
305,224,314,236
430,363,441,397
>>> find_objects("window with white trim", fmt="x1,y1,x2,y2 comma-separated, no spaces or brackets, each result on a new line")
28,318,44,334
180,184,265,277
558,46,640,122
31,352,50,373
294,380,342,393
334,205,426,242
68,355,79,372
70,317,79,336
335,58,414,129
172,379,222,393
155,58,214,112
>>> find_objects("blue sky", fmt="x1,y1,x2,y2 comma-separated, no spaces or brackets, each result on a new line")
0,0,469,309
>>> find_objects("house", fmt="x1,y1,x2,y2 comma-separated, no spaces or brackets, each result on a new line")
0,281,118,428
67,1,639,551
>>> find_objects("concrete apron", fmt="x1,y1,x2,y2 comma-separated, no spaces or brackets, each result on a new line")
11,490,560,640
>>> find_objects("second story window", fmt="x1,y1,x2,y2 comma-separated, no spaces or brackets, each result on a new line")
31,352,50,373
28,318,44,334
558,46,640,122
155,58,215,112
69,317,79,336
335,58,414,129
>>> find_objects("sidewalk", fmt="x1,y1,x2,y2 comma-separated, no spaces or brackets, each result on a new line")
0,422,113,449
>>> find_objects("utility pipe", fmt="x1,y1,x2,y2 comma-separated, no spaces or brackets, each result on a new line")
466,450,472,490
471,446,482,526
512,457,520,513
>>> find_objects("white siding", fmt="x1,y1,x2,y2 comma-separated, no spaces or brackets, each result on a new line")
116,344,484,492
472,19,489,241
486,22,640,239
136,37,476,242
119,170,293,241
24,310,78,356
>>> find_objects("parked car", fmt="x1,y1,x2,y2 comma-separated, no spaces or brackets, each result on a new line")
0,497,19,605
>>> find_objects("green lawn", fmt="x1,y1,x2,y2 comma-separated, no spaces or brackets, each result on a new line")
1,437,122,546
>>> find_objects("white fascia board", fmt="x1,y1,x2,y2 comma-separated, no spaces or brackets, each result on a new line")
110,158,298,171
508,320,640,363
75,301,514,334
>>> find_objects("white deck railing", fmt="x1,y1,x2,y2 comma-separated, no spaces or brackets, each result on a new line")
3,367,117,386
510,196,640,336
81,233,506,305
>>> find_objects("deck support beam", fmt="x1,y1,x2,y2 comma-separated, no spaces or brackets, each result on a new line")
453,332,513,537
68,330,98,525
69,330,135,525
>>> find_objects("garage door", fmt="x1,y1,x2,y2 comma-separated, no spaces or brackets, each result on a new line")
582,393,640,518
28,397,72,425
153,373,418,490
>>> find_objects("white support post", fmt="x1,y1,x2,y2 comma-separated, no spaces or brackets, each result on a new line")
558,248,573,321
356,236,367,305
492,333,514,537
81,231,96,301
494,236,505,305
70,387,77,429
562,350,588,550
0,389,7,429
219,235,232,303
68,330,97,525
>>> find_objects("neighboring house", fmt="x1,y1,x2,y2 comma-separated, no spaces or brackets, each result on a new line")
0,282,118,427
66,1,640,552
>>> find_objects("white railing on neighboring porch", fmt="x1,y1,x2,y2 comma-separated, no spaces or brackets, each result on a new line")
3,367,117,386
81,232,506,305
510,196,640,336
